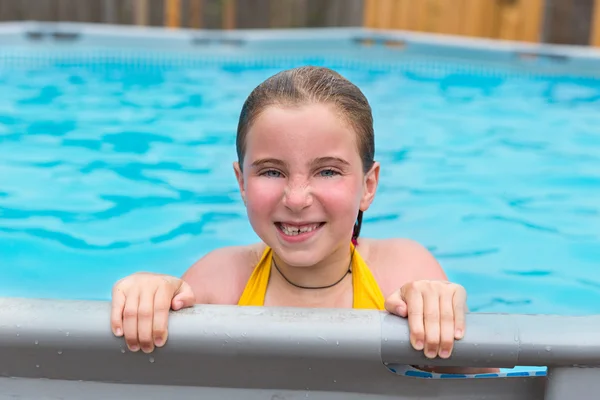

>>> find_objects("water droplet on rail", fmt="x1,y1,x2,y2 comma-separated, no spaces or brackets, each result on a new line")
34,340,38,345
149,356,155,363
57,350,63,355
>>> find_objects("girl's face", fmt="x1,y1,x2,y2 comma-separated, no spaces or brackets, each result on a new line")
234,103,379,267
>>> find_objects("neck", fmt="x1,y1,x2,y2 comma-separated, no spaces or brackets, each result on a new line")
271,244,353,291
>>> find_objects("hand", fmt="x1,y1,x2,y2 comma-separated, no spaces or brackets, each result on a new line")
111,272,196,353
384,280,467,360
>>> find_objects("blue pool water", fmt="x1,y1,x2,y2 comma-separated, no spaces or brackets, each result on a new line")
1,44,600,317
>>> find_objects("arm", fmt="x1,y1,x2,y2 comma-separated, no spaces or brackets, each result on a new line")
110,244,259,354
380,239,499,374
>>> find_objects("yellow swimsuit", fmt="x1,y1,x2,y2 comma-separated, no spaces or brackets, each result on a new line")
237,243,385,310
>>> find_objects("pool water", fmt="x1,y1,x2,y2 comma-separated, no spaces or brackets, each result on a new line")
1,45,599,316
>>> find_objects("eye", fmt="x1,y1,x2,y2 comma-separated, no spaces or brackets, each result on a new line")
261,169,282,178
319,169,339,178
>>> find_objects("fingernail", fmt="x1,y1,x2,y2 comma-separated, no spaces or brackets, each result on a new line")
174,301,183,309
455,329,463,338
415,340,424,350
142,346,152,353
440,350,450,358
129,344,139,352
395,305,405,315
155,337,164,347
425,349,437,359
115,328,122,336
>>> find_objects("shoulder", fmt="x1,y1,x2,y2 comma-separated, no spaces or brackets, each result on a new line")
181,242,267,304
358,238,448,296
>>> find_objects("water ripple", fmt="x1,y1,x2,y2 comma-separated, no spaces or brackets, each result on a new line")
150,212,242,244
0,226,132,250
1,55,600,312
463,214,560,235
102,131,173,154
435,248,500,259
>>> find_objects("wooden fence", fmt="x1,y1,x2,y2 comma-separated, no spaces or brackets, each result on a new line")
363,0,600,46
0,0,362,30
0,0,599,46
364,0,543,42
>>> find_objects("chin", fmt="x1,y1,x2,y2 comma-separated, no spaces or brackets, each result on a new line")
272,246,323,268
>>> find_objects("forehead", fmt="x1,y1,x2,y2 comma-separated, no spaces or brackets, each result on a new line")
245,104,360,163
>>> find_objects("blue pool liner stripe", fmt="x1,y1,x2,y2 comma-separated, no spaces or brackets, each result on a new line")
386,364,548,379
1,45,600,82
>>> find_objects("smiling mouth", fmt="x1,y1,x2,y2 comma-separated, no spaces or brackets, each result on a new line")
276,222,325,236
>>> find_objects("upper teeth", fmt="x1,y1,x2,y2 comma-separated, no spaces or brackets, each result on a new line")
280,223,319,236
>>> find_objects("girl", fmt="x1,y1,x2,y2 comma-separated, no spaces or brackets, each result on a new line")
111,66,488,372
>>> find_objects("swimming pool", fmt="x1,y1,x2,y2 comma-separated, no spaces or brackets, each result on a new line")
1,23,600,318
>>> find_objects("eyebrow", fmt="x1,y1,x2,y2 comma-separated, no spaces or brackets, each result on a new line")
249,158,286,169
249,157,351,169
312,157,351,167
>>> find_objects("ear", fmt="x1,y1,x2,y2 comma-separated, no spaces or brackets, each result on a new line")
359,161,380,212
233,161,246,206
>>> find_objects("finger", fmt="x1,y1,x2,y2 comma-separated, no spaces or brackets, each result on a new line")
438,290,455,359
110,285,126,337
137,287,158,353
122,289,140,352
153,283,176,347
453,286,468,339
403,287,424,351
384,289,407,318
172,282,196,310
423,288,441,359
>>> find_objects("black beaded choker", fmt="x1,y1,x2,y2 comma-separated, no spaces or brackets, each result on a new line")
272,247,355,290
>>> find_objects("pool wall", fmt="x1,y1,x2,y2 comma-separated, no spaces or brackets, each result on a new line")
2,21,600,75
1,297,599,399
2,21,600,399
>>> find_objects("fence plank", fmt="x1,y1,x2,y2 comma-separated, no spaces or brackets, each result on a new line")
336,0,362,27
165,0,181,28
592,0,600,45
102,0,117,23
134,0,148,26
363,0,377,28
222,0,235,29
520,0,544,42
18,0,58,22
462,0,484,37
389,0,407,30
431,0,464,35
189,0,203,28
323,0,340,27
292,0,308,28
236,0,268,28
496,0,521,40
414,0,430,32
374,0,394,29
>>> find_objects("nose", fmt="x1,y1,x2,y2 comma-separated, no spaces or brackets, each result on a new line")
283,177,313,212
